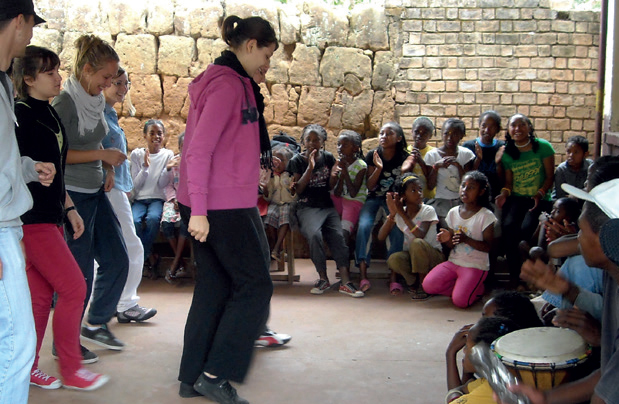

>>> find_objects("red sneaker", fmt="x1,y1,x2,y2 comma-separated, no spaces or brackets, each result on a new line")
30,369,62,389
63,368,109,391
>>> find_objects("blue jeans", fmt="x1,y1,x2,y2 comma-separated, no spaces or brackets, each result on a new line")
132,198,164,260
0,226,36,404
67,189,129,325
354,196,404,267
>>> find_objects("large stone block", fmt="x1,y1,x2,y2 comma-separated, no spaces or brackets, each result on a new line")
297,86,337,127
267,45,291,84
34,0,65,31
289,44,321,86
174,1,223,39
372,51,397,91
300,1,349,50
270,84,299,127
319,47,372,89
158,36,195,77
106,0,147,35
146,0,175,36
65,0,107,32
192,38,228,77
347,5,389,51
163,76,193,117
279,4,301,44
369,91,396,136
128,74,163,117
115,34,157,75
226,0,280,39
333,89,373,132
31,28,63,54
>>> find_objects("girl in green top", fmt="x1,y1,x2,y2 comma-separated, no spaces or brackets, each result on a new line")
495,113,555,284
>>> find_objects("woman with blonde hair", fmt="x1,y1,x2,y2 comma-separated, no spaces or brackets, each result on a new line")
52,34,129,358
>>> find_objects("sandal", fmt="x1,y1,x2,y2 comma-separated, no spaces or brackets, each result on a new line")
389,282,403,296
411,289,430,301
360,279,371,292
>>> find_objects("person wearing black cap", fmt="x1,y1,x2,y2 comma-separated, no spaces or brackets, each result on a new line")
496,172,619,404
0,1,50,403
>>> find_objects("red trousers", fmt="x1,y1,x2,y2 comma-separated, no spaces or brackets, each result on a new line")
22,223,86,380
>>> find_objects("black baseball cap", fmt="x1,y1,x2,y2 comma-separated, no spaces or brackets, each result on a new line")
0,0,46,25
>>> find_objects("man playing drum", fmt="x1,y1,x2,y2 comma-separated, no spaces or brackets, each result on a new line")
496,173,619,404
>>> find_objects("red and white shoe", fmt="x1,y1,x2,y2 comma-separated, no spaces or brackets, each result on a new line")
255,329,292,347
30,369,62,389
63,368,109,391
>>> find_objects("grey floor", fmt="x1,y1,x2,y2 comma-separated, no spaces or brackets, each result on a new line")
29,259,484,404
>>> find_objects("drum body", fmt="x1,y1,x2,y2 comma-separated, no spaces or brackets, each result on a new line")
491,327,591,390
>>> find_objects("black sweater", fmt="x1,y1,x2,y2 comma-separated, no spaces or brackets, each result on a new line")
15,96,68,225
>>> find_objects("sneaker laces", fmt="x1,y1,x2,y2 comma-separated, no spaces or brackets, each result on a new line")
32,369,52,381
220,380,238,398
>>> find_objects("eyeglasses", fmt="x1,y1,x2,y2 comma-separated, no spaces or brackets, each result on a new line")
113,80,131,89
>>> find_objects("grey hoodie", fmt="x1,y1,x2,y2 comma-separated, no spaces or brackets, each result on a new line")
0,72,38,228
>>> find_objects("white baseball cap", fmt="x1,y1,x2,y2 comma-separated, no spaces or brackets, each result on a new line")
562,178,619,219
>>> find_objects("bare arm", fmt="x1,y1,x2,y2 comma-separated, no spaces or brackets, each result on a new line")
452,222,494,253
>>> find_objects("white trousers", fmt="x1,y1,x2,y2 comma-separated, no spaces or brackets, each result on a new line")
106,188,145,312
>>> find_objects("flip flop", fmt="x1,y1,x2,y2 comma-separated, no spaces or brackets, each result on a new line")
411,289,430,301
389,282,403,296
360,278,371,292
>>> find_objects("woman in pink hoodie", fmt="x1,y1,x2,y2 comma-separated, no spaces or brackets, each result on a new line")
175,15,278,404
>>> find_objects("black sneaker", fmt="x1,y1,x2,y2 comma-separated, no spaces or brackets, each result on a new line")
116,305,157,323
52,344,99,364
81,324,125,351
193,374,249,404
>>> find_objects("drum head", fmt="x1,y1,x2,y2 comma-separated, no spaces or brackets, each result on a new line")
492,327,590,369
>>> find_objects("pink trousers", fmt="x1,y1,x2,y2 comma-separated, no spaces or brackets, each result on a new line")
422,260,487,308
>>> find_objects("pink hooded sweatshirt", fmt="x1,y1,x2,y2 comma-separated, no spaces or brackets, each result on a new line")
177,64,260,216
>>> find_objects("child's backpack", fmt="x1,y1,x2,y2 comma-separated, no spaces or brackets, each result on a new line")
271,132,300,154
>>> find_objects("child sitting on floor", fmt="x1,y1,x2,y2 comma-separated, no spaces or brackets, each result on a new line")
261,144,296,262
378,173,444,299
552,135,592,200
423,171,497,308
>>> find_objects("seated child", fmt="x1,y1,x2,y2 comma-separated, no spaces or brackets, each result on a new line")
425,118,476,228
446,316,521,404
462,111,505,199
262,144,296,261
423,171,497,308
162,133,192,282
288,124,364,297
520,197,580,255
131,119,174,275
402,116,436,200
447,291,543,393
552,135,592,200
331,130,367,247
378,173,444,299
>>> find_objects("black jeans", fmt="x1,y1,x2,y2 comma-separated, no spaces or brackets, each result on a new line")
178,204,272,384
501,195,552,281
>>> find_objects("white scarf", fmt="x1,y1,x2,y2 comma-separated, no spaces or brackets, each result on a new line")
63,75,108,137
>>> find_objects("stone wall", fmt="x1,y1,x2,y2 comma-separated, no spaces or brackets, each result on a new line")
31,0,599,160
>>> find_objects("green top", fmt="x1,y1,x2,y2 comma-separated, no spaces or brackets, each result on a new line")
501,138,554,198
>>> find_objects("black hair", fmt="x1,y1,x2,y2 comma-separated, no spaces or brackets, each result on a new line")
300,124,327,149
271,143,294,163
555,197,581,223
412,116,436,138
472,316,521,345
504,113,539,160
11,45,60,100
461,170,492,209
442,118,466,138
221,15,279,51
488,291,543,329
479,110,502,131
338,129,363,159
588,156,619,190
143,119,165,134
567,135,589,153
394,172,422,195
379,121,409,158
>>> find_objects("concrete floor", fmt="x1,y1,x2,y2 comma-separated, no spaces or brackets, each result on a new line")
29,259,484,404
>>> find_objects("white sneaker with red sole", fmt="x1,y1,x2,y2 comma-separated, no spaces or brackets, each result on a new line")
30,369,62,389
63,368,110,391
255,329,292,347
